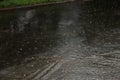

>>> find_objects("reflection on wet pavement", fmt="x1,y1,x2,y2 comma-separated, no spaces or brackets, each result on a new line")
0,6,60,69
0,1,120,80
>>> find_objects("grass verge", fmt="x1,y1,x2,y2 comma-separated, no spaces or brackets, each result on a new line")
0,0,66,8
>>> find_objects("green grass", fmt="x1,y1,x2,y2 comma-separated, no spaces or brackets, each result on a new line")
0,0,66,8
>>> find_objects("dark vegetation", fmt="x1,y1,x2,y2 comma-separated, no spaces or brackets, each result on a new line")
0,0,66,8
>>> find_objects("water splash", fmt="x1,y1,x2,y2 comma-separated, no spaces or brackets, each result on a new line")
56,3,87,61
10,10,35,32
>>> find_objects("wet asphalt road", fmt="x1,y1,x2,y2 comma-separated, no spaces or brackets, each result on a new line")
0,1,120,80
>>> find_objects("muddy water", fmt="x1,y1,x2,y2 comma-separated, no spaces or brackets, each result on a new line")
0,1,120,80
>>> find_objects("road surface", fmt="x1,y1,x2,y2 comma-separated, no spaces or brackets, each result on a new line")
0,1,120,80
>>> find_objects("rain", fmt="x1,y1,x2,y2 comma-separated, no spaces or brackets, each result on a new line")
0,0,120,80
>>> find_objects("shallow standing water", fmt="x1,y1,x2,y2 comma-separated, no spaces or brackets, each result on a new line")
0,1,120,80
